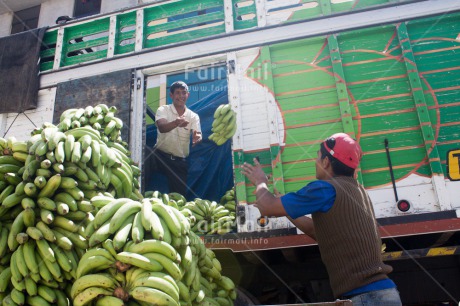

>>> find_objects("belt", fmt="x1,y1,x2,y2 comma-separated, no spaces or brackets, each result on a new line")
156,149,186,162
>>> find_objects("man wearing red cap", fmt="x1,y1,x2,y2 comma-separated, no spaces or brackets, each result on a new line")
242,133,401,304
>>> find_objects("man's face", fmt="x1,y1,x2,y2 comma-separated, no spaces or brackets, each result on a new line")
170,88,189,108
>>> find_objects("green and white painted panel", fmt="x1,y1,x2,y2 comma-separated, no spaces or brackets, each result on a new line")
38,0,426,71
232,0,258,30
60,18,111,67
236,12,460,220
262,0,418,25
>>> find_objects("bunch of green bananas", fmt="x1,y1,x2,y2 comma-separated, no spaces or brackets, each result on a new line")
0,136,80,305
0,104,144,305
72,196,236,305
25,125,140,200
145,190,238,236
0,103,238,305
144,191,187,211
219,188,236,219
181,199,235,235
57,104,124,144
208,105,237,146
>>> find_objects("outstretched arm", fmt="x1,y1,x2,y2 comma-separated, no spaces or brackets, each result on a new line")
288,216,316,240
156,117,189,133
242,158,287,217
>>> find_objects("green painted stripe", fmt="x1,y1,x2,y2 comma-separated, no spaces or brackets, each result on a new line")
232,0,257,30
40,48,55,58
40,62,54,71
144,0,222,20
284,107,341,125
62,51,108,67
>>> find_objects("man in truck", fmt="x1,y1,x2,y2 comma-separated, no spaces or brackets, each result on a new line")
242,133,402,305
148,81,202,195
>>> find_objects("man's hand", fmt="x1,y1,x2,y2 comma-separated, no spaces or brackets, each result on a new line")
192,130,202,146
174,116,189,128
242,158,268,186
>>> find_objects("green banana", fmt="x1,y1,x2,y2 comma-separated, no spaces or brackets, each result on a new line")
73,287,113,306
75,255,114,279
109,200,141,234
131,273,180,302
64,134,75,162
128,239,179,262
38,285,58,303
36,221,56,242
93,198,132,229
112,213,135,251
38,174,62,198
70,273,118,299
8,210,25,251
151,203,182,237
129,286,179,306
115,252,163,272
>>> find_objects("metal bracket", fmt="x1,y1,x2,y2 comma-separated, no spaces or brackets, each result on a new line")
237,205,246,224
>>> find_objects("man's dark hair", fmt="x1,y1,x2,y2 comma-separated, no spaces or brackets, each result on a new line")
170,81,189,94
320,138,355,177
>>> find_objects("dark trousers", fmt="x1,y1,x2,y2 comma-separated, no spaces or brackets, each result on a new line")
147,149,188,196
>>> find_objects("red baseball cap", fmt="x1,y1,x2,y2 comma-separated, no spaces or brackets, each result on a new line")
323,133,362,169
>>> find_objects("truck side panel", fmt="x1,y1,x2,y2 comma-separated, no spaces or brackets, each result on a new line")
233,12,460,231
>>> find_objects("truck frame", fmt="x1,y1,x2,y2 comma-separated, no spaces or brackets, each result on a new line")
1,0,460,304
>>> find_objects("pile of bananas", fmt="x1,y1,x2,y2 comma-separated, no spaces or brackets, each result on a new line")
72,196,236,305
0,104,142,305
144,190,237,236
208,105,237,146
181,199,235,236
219,188,236,219
0,103,238,305
0,135,85,306
57,105,124,144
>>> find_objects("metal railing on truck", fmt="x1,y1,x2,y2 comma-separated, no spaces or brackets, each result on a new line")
39,0,418,72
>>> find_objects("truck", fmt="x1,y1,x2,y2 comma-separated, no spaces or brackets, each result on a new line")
1,0,460,304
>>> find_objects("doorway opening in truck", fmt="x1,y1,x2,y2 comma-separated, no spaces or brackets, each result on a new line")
144,65,233,202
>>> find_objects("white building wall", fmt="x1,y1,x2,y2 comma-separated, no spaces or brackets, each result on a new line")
0,88,56,142
38,0,74,28
101,0,139,14
0,12,13,37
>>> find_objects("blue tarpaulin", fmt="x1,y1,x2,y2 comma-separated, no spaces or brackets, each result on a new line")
145,81,233,202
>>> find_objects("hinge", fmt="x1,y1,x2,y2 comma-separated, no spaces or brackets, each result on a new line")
136,77,141,90
228,60,235,74
236,205,246,225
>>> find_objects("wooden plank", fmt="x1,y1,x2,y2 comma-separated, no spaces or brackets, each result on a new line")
136,9,144,52
107,16,117,58
397,21,450,210
224,0,234,33
53,28,64,70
